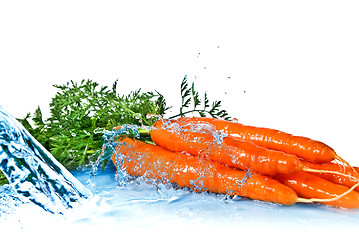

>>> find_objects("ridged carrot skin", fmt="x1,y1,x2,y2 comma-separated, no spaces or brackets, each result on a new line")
274,171,359,209
111,137,299,205
179,117,338,163
301,161,359,191
151,119,304,176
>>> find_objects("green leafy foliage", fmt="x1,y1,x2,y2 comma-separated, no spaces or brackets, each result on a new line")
172,75,231,120
18,79,168,170
15,76,230,172
0,171,8,185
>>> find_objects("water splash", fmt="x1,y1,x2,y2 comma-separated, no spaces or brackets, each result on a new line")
159,119,227,146
100,121,250,198
231,118,239,124
0,106,92,214
96,124,141,186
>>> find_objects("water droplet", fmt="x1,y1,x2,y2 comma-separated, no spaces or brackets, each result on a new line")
146,114,162,120
232,118,238,124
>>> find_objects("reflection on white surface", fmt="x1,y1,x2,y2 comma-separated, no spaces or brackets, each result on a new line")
1,166,359,237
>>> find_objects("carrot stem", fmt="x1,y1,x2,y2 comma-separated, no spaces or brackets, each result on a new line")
138,127,151,135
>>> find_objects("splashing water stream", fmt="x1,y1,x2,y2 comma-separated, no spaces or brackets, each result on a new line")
0,106,92,214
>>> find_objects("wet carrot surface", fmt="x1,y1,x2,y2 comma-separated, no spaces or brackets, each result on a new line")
111,138,300,205
179,117,341,163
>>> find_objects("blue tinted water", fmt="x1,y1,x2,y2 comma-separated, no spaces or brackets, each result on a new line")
73,165,359,230
1,106,359,238
0,106,91,214
2,165,358,238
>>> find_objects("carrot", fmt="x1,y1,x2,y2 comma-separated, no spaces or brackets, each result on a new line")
151,119,304,176
111,137,359,208
150,119,358,181
178,117,345,164
301,161,359,191
274,171,359,209
111,137,303,205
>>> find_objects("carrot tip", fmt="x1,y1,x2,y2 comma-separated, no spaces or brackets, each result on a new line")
335,155,358,175
297,181,359,205
302,167,359,182
296,197,315,204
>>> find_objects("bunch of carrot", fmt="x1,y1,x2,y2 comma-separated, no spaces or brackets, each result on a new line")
111,117,359,209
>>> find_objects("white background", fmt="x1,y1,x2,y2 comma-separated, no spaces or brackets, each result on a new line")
1,0,358,165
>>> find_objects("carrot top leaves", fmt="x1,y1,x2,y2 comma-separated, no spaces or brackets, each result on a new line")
171,75,231,120
0,172,8,185
18,79,168,170
17,77,231,171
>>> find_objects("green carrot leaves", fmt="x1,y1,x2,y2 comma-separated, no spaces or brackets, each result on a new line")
19,79,168,170
18,76,230,171
0,172,8,185
171,75,231,120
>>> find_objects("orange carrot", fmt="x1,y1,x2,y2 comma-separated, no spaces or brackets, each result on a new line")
151,119,304,176
274,171,359,209
179,117,343,164
111,137,302,205
111,137,359,208
151,119,357,181
301,161,359,191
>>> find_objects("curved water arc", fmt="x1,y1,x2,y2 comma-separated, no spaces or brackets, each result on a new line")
0,105,92,214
